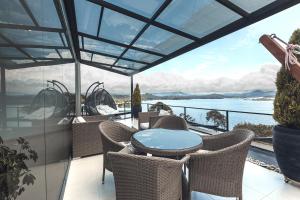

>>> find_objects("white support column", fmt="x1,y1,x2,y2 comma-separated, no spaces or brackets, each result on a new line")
75,61,81,116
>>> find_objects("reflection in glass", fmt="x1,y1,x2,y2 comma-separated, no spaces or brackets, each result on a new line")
116,59,144,69
84,37,125,56
24,48,60,59
0,0,34,26
0,29,64,46
75,0,101,36
123,49,161,63
99,8,145,44
133,25,193,54
156,0,241,38
229,0,276,13
105,0,163,18
57,49,73,59
81,51,92,60
26,0,62,28
0,47,26,57
92,54,116,65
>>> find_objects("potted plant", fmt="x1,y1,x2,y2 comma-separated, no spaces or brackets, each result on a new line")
132,84,142,118
0,136,38,200
272,29,300,183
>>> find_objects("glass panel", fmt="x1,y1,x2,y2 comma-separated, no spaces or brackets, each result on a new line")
92,54,116,65
0,0,34,25
105,0,163,18
57,49,73,59
133,25,193,54
75,0,101,36
84,37,125,56
123,49,161,63
61,33,67,47
0,47,26,57
11,59,35,64
26,0,62,28
230,0,276,13
0,37,7,44
0,28,64,46
116,59,144,69
80,51,92,60
156,0,241,38
114,68,135,74
24,48,60,58
99,8,145,44
78,36,82,49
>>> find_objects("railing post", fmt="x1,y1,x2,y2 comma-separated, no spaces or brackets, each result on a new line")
17,107,20,128
184,107,187,120
226,111,229,131
123,102,126,113
147,103,149,111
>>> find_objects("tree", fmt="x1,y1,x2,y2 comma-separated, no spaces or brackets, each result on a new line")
132,84,141,107
273,29,300,128
206,110,226,128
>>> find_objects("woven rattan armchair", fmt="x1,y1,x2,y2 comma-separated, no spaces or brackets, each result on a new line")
152,115,188,130
138,111,159,130
108,151,190,200
188,129,255,200
99,120,137,184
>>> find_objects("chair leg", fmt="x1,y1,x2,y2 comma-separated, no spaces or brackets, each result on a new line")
102,167,105,184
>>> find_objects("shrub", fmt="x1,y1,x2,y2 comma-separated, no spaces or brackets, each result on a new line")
273,29,300,129
132,84,141,107
149,102,173,114
206,110,226,128
233,123,273,137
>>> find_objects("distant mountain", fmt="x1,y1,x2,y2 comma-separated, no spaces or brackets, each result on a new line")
225,90,275,98
150,92,190,97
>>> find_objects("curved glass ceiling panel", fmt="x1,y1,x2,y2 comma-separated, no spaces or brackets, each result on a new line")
75,0,101,36
24,48,60,58
0,29,64,46
104,0,163,18
229,0,276,13
57,49,73,59
92,54,116,65
156,0,241,39
0,0,34,26
133,25,193,54
84,37,125,56
116,59,144,69
80,51,92,60
0,47,26,57
26,0,62,28
123,49,161,63
99,8,145,44
11,59,35,64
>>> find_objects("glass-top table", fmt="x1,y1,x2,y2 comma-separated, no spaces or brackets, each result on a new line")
131,128,203,157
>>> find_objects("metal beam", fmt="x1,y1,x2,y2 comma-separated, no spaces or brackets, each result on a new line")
78,32,165,57
20,0,39,26
88,0,200,41
1,67,6,129
81,59,137,70
4,59,74,69
135,0,300,74
0,44,69,49
130,75,133,118
75,61,81,116
112,0,172,67
216,0,249,18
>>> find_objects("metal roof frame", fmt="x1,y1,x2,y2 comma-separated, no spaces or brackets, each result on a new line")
1,0,299,75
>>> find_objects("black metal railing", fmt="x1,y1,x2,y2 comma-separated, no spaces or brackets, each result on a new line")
142,103,273,132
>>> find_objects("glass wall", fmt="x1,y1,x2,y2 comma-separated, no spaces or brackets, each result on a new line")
0,63,74,200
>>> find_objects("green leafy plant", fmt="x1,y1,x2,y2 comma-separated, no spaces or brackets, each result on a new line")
132,84,141,107
149,102,173,114
273,29,300,129
233,123,273,137
206,110,226,128
0,136,38,200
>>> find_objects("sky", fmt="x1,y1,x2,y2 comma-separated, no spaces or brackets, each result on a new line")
4,3,300,95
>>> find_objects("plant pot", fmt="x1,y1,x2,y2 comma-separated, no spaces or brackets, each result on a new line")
132,105,142,118
273,125,300,182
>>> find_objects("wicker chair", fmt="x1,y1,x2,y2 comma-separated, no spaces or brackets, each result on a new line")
152,115,188,130
187,129,255,200
138,111,159,130
108,151,190,200
99,120,137,184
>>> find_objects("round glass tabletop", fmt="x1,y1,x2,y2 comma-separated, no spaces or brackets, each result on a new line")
131,128,203,156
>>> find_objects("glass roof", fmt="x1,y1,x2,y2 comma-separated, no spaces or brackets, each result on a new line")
0,0,297,75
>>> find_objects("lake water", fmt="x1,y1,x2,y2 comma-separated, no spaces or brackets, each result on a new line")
142,98,275,130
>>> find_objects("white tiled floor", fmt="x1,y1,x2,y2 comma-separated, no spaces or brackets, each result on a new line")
63,154,300,200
